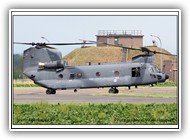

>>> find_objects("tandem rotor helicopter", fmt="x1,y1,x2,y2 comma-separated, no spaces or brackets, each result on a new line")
13,40,175,94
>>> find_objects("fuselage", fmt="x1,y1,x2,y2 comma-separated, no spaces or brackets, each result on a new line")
22,46,169,91
26,62,167,90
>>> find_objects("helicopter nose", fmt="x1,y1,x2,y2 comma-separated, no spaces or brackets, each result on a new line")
165,74,169,80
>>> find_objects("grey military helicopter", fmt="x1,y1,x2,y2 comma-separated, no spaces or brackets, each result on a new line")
14,40,173,94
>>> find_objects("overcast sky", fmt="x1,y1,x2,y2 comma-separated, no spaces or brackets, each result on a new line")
13,13,178,56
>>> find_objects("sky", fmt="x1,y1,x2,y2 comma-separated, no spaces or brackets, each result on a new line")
13,13,178,56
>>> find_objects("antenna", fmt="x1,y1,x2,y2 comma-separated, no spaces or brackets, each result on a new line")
41,36,50,42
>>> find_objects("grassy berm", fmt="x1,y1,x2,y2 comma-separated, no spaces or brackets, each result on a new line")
13,102,177,125
64,46,176,68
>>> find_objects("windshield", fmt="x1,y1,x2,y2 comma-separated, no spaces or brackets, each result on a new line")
154,66,160,73
149,65,160,73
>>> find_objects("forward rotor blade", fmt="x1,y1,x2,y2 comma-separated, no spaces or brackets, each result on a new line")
150,50,177,56
81,40,142,51
82,39,176,56
140,47,176,56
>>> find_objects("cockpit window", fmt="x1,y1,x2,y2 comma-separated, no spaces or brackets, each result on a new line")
149,66,156,73
155,66,160,72
151,67,155,73
149,67,153,73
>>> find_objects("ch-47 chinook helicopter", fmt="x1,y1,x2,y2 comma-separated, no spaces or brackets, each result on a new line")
14,40,174,94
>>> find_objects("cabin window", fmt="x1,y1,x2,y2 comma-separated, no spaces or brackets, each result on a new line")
77,73,82,78
96,72,101,77
58,74,63,79
132,67,141,77
114,71,120,77
70,73,75,79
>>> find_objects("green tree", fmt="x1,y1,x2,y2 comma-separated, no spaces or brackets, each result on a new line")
13,54,23,79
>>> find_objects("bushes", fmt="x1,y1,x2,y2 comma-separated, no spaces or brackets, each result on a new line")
153,81,177,87
13,80,39,87
13,103,177,125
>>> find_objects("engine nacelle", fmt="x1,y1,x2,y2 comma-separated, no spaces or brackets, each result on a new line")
38,60,66,69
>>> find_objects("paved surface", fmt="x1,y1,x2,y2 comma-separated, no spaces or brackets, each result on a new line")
13,87,177,103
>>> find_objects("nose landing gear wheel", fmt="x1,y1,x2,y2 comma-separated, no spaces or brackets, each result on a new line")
46,89,56,94
108,87,119,94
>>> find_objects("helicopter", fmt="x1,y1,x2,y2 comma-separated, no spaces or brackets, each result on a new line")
13,40,174,94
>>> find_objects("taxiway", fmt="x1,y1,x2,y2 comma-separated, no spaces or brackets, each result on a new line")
13,87,177,103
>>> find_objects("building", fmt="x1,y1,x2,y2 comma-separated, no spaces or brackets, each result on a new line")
96,30,144,62
162,60,178,81
96,30,144,48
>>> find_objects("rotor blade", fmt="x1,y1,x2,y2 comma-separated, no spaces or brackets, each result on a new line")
81,40,142,51
46,42,94,45
40,45,56,49
14,42,56,49
13,42,36,46
82,40,176,56
141,47,151,53
45,46,55,49
14,42,55,49
140,47,176,56
150,50,177,56
14,42,94,46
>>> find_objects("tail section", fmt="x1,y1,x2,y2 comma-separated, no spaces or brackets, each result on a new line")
23,47,62,78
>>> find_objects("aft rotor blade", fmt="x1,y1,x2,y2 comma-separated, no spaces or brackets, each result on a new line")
40,45,56,49
14,42,37,46
14,42,56,49
14,42,94,46
45,42,94,45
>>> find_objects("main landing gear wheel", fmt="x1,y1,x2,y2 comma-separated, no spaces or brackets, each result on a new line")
108,87,119,94
46,89,56,94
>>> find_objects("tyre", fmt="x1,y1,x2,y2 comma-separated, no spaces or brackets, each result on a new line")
46,89,56,94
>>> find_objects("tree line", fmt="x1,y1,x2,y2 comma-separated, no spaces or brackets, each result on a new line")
13,54,23,79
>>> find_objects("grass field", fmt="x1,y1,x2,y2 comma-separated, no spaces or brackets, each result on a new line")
13,80,39,87
92,92,177,98
13,102,177,125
